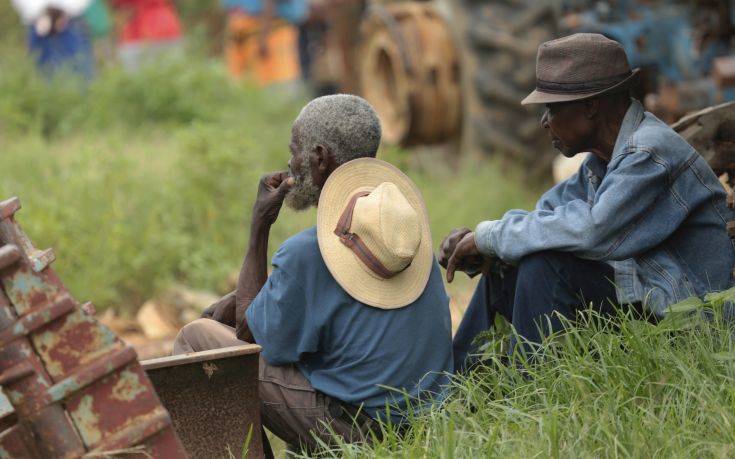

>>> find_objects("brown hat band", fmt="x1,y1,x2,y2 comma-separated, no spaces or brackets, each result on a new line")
536,71,632,94
334,191,409,280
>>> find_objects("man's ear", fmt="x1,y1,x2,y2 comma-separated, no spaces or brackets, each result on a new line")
313,144,333,172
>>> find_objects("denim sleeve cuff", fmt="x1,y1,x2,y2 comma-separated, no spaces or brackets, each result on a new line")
474,220,498,257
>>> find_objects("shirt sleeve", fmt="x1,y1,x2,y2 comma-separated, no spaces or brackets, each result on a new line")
475,158,589,257
245,267,319,366
535,166,588,211
477,149,689,263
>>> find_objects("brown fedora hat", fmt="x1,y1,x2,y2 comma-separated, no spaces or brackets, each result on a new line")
522,33,639,105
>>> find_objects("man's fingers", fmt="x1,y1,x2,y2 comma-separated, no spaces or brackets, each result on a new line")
439,228,470,269
446,250,458,283
273,170,290,183
277,176,295,196
438,237,451,267
263,170,290,188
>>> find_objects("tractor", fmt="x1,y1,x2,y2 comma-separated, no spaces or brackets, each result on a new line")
309,0,735,172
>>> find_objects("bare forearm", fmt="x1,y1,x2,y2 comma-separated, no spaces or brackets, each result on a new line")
234,170,293,341
235,220,270,341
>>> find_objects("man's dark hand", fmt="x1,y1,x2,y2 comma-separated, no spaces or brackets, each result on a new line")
201,291,237,326
445,231,490,283
253,171,294,227
438,227,472,269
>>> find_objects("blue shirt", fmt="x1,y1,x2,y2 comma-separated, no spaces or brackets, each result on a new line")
475,99,735,314
246,227,453,420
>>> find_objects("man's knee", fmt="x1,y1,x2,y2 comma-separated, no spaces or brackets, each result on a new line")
173,318,240,354
179,317,212,339
173,318,208,354
517,251,569,282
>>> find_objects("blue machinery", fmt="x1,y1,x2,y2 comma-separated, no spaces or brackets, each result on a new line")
561,0,735,119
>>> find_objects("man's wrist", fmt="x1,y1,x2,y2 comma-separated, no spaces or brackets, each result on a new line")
250,216,271,236
474,220,499,257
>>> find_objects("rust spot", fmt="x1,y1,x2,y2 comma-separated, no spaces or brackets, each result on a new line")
202,363,218,379
71,395,102,445
110,370,146,402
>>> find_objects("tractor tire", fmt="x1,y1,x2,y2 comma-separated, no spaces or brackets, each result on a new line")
458,0,558,169
359,2,462,146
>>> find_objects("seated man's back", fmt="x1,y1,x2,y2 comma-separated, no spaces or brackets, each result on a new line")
174,94,453,452
247,226,452,420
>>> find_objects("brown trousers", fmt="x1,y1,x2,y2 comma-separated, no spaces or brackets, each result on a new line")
173,319,378,452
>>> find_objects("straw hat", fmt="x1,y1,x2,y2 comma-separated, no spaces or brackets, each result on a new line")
317,158,433,309
522,33,639,105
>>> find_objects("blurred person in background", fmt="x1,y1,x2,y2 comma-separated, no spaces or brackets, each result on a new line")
84,0,112,40
295,0,338,95
83,0,112,40
12,0,95,79
83,0,114,62
222,0,307,86
110,0,183,71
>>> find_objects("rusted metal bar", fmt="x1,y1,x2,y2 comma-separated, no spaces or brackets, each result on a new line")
0,246,20,271
0,295,76,350
0,196,187,458
142,345,264,458
82,408,175,457
46,347,138,404
0,289,86,459
0,424,43,458
0,199,20,221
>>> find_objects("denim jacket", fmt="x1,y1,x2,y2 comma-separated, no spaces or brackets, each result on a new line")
475,99,735,315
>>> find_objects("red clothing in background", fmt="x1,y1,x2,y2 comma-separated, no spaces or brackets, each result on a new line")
111,0,182,43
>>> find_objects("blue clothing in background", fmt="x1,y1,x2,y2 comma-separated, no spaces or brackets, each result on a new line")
246,227,453,421
222,0,307,24
28,19,94,79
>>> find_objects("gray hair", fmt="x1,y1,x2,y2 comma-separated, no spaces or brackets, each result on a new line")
293,95,382,165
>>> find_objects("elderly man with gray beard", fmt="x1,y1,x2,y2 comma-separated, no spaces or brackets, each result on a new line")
172,95,453,453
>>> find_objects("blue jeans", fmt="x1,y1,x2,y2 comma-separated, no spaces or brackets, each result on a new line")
452,251,628,371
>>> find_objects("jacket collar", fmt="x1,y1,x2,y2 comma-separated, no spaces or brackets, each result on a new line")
611,98,644,160
584,98,644,178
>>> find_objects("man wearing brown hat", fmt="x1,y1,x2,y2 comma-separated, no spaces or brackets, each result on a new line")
444,33,735,368
172,95,453,451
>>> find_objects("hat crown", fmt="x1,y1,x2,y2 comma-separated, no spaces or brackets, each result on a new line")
536,33,631,85
350,182,421,275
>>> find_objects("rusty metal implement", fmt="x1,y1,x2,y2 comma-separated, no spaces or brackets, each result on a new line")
0,197,187,458
142,345,263,458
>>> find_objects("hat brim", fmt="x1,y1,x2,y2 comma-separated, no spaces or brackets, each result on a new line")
317,158,433,309
521,68,640,105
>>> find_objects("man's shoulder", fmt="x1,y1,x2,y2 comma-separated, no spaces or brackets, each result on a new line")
280,226,319,248
272,226,325,271
628,112,696,161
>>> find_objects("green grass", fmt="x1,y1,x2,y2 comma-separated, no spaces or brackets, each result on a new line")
319,292,735,458
0,51,536,313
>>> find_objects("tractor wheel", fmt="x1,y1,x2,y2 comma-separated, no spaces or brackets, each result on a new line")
359,2,462,146
459,0,558,168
